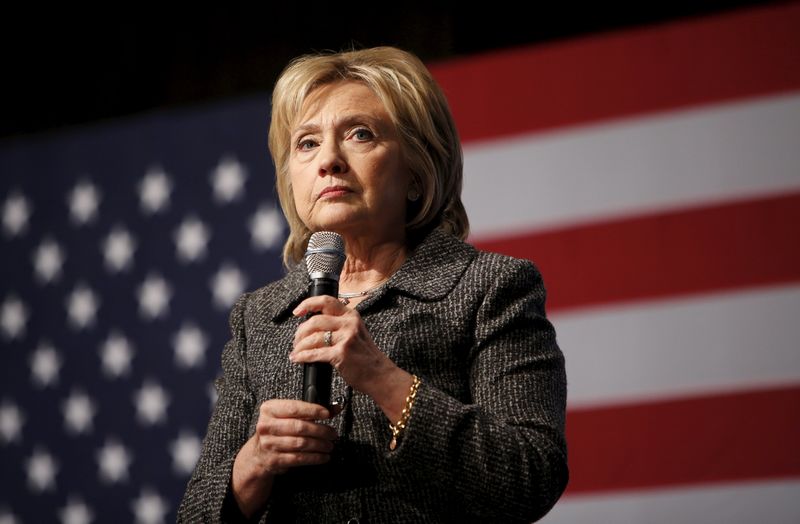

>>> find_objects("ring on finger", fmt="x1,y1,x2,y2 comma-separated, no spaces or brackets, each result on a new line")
323,330,333,347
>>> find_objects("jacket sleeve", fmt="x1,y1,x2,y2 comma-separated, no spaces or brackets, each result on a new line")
384,258,568,522
177,293,258,523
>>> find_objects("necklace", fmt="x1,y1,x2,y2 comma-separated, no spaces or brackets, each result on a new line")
338,283,385,305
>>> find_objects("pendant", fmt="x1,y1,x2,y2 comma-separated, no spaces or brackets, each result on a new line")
339,297,350,306
389,437,397,450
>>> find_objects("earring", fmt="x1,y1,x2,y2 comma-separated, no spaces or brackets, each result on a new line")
407,187,420,202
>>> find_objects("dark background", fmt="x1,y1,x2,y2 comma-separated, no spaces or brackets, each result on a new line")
1,2,782,141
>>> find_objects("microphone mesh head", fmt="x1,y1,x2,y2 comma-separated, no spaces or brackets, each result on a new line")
305,231,345,278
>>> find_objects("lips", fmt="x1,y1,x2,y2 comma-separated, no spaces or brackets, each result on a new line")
318,186,353,199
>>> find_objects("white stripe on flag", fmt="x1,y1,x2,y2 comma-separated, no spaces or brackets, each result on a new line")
541,479,800,524
463,92,800,237
555,284,800,407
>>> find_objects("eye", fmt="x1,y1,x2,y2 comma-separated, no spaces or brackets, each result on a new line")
352,128,374,141
297,138,317,151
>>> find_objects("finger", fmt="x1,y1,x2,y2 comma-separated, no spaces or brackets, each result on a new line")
271,452,331,470
289,345,331,365
293,295,347,317
293,314,342,346
292,329,341,356
257,417,338,441
260,399,333,421
260,435,336,454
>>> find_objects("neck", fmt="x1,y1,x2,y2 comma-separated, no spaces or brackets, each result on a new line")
338,235,407,293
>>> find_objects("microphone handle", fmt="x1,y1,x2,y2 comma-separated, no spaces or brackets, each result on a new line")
303,277,338,406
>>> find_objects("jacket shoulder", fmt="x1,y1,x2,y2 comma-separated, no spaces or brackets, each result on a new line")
238,263,307,323
468,248,543,283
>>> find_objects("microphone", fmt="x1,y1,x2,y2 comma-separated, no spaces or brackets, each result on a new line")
302,231,345,406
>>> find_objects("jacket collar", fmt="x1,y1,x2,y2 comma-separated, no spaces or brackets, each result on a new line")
266,228,476,321
384,228,476,300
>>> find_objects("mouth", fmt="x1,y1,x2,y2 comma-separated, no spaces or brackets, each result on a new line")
318,186,353,199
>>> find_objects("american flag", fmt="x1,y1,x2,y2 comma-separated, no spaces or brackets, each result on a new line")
0,96,288,522
2,3,799,523
437,4,800,522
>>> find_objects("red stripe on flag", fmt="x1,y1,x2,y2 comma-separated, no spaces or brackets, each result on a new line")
430,3,800,143
472,191,800,312
564,385,800,494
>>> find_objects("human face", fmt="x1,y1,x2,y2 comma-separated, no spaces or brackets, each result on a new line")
288,81,411,244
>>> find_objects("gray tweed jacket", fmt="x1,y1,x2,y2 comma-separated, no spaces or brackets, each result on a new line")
178,228,568,523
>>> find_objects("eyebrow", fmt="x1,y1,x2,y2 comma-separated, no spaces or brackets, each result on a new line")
291,113,383,139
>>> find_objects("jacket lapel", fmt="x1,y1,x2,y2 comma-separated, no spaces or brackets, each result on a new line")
383,228,477,301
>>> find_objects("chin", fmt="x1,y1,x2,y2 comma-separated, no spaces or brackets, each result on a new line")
309,211,363,234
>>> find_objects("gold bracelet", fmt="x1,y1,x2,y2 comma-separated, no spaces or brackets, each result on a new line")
388,375,421,450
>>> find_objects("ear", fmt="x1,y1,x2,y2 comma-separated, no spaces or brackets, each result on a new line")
406,171,421,202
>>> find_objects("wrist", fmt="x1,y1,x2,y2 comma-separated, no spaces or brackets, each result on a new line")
231,437,274,518
367,366,414,424
389,374,421,450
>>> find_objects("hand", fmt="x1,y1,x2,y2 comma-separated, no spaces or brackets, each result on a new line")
248,399,338,475
231,399,338,516
290,295,394,396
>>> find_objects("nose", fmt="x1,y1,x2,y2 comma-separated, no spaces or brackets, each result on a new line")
318,140,348,177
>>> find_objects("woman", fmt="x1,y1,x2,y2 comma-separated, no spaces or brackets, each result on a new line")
178,46,567,523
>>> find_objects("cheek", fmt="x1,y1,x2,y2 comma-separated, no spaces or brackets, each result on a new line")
380,157,411,202
288,170,311,214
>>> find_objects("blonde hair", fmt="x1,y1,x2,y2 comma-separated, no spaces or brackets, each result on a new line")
268,46,469,265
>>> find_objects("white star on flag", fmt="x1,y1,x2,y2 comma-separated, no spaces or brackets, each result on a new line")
68,180,101,225
0,401,24,444
138,166,172,214
133,381,170,426
169,431,202,476
137,274,172,320
0,508,20,524
62,390,97,435
211,155,247,203
210,263,247,310
2,191,31,237
26,448,58,492
0,295,28,340
173,322,208,369
30,341,62,388
100,331,134,378
32,237,65,284
174,216,211,263
96,439,132,484
249,205,284,250
131,488,169,524
102,226,136,272
65,283,100,330
59,497,94,524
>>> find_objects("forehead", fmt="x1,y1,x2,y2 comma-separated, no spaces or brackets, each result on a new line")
295,80,390,125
